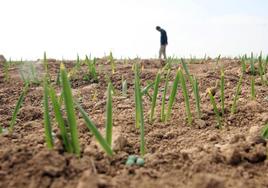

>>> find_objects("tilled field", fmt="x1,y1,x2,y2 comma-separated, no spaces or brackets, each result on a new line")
0,58,268,188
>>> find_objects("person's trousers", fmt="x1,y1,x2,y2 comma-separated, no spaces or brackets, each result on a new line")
159,45,167,59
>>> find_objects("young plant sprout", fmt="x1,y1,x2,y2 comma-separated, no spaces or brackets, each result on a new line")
9,84,28,132
43,51,48,76
192,76,201,118
181,58,190,77
150,71,161,122
49,86,72,153
231,73,244,114
258,53,265,84
76,102,113,156
241,56,246,74
4,59,10,82
0,123,2,134
178,68,192,125
216,55,221,66
261,123,268,139
60,63,81,157
105,82,113,147
122,76,128,96
43,78,53,149
250,52,255,75
165,69,180,122
220,68,225,115
109,51,115,74
134,64,146,156
250,76,256,100
207,88,222,128
161,69,170,122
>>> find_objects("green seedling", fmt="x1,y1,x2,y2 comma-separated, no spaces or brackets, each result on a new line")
178,68,192,125
76,102,113,156
49,86,72,153
9,84,28,132
122,76,128,96
250,76,256,100
105,83,113,146
250,52,255,75
165,69,180,122
43,78,53,149
208,89,222,128
192,76,201,118
150,71,161,122
231,74,244,114
134,64,146,156
60,63,80,157
220,68,225,115
109,51,115,74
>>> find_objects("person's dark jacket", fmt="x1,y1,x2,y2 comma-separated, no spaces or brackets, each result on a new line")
160,29,168,45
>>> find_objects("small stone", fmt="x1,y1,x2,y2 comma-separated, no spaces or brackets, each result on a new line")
194,119,206,129
126,159,135,166
136,157,145,166
128,155,138,161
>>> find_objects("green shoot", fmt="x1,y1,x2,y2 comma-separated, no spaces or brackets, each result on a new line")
178,68,192,125
9,84,28,132
4,60,10,82
76,102,113,156
44,51,48,76
43,78,53,149
261,123,268,139
60,63,80,157
105,83,113,147
109,52,115,74
241,56,246,74
0,123,3,134
192,76,201,118
250,76,256,100
134,64,146,156
160,69,170,122
231,74,244,114
220,68,225,115
216,55,221,65
208,89,222,128
258,53,265,84
48,86,72,153
165,69,180,122
122,76,128,96
250,52,255,75
150,71,161,122
181,58,190,77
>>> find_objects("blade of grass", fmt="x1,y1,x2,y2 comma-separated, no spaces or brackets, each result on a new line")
105,82,113,146
60,63,80,157
250,76,256,100
75,102,113,156
9,84,28,132
134,64,146,156
150,71,161,122
49,86,72,152
193,76,201,118
178,68,192,125
231,74,244,114
220,68,225,115
208,89,222,128
43,78,54,149
165,69,180,122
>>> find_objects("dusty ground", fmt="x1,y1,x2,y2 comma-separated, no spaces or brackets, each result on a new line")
0,58,268,188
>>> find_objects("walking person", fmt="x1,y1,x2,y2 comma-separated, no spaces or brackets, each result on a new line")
156,26,168,59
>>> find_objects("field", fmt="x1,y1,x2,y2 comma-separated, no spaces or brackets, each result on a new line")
0,56,268,188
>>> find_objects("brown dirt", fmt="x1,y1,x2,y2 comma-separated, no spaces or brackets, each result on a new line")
1,58,268,188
